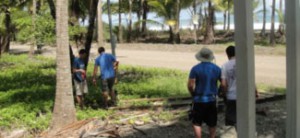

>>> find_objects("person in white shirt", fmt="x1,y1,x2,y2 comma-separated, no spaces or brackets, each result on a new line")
221,46,237,127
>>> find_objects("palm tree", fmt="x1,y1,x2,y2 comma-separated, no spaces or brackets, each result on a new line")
136,0,143,32
51,0,76,130
97,0,104,47
127,0,133,42
270,0,276,46
29,0,37,58
197,0,204,31
226,0,233,31
0,2,13,55
84,0,98,66
141,0,149,36
118,0,123,42
260,0,266,37
214,0,227,31
192,0,198,44
174,0,181,44
107,0,116,55
148,0,176,43
148,0,193,44
277,0,284,37
203,0,214,44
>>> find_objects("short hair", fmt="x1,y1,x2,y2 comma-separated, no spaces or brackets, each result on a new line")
226,46,235,58
79,49,86,55
98,47,105,54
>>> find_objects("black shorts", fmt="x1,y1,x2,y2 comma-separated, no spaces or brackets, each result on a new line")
225,100,237,126
101,77,115,92
191,102,217,127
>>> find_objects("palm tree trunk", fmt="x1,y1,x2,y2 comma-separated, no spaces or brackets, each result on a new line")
29,0,37,58
107,0,116,56
1,8,11,55
203,0,214,44
169,26,174,43
137,0,143,33
277,0,284,36
270,0,276,46
261,0,266,37
227,11,230,31
141,0,148,36
193,0,198,44
47,0,56,19
198,2,203,30
174,0,181,44
51,0,76,131
84,0,98,66
223,12,226,31
127,0,132,42
226,0,230,31
118,0,123,42
97,0,104,47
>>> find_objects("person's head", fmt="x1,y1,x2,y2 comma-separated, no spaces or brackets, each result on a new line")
195,47,215,62
79,49,87,59
226,46,235,59
98,47,105,54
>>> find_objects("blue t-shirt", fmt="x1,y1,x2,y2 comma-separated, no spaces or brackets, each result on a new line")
95,53,116,79
73,58,86,82
189,62,221,103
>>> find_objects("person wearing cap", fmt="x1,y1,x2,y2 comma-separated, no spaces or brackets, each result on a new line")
187,47,221,138
93,47,119,109
73,49,88,109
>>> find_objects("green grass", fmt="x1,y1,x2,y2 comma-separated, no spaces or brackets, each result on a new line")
257,83,286,94
0,54,189,133
116,66,189,99
2,54,286,134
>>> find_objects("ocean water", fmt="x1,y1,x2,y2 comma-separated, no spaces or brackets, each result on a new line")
102,0,283,31
104,12,282,31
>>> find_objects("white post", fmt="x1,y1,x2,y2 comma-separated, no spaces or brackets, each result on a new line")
285,0,300,137
233,0,256,137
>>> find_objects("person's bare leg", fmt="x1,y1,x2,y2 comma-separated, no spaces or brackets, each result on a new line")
209,127,216,138
109,90,116,105
193,125,202,138
102,92,109,108
76,95,83,109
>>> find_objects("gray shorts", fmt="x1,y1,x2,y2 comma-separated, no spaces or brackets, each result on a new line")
101,77,115,92
74,80,88,96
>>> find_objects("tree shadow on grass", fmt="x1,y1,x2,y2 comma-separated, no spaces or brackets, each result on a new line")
0,64,56,113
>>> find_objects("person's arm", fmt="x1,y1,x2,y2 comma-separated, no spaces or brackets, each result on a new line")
73,68,85,73
220,66,227,93
72,61,85,73
92,65,98,85
255,86,259,98
221,79,227,93
187,79,196,97
187,68,196,97
114,61,119,70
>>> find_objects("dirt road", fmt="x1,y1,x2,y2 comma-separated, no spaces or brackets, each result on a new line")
10,43,286,87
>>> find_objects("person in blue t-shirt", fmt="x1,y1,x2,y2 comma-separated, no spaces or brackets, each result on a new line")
93,47,119,109
73,49,88,109
187,47,221,138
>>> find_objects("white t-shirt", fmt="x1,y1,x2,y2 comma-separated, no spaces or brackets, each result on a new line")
221,58,236,100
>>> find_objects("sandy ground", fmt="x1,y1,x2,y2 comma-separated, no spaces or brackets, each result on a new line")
10,43,286,87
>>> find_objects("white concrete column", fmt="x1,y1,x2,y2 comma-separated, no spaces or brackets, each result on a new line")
233,0,256,137
285,0,300,137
